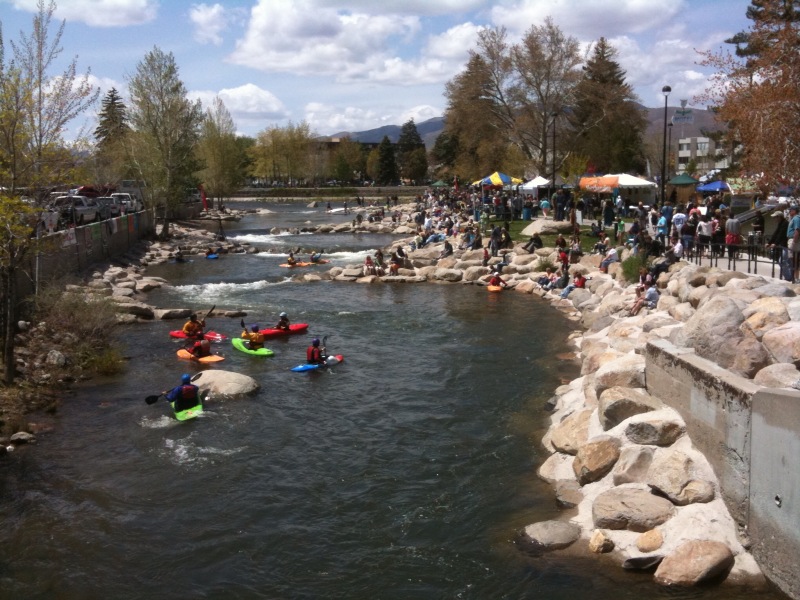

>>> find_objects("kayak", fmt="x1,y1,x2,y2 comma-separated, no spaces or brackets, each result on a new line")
487,285,504,293
206,254,219,259
169,330,228,342
279,262,312,268
291,354,344,372
176,349,225,363
258,323,309,338
171,391,208,421
231,337,275,357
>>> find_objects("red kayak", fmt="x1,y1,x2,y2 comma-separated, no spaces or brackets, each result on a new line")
258,323,309,338
169,330,228,342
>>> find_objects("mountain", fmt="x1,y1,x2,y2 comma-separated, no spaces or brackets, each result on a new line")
326,107,722,149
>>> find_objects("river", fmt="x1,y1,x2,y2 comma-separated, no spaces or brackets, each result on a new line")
0,203,786,599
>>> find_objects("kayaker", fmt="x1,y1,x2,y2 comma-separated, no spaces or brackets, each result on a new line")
189,338,212,358
309,250,323,263
307,338,326,365
241,324,265,350
182,313,205,339
287,251,297,266
163,374,201,412
488,271,508,288
275,312,291,331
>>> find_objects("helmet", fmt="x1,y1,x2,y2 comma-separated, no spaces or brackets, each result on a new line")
181,374,191,384
252,325,259,332
312,338,320,347
189,313,197,320
280,312,287,318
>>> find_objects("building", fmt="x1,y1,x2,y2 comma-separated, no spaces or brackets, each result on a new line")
676,136,730,175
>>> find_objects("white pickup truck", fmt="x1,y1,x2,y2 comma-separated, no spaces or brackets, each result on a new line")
51,195,99,225
111,192,143,213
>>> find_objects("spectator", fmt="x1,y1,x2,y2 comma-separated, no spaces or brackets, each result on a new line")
629,281,660,316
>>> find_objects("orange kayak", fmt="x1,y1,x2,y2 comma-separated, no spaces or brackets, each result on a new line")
177,349,225,363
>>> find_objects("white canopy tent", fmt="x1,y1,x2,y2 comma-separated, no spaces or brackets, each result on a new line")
520,176,550,190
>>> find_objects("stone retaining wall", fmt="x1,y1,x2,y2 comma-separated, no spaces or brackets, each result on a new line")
645,338,800,599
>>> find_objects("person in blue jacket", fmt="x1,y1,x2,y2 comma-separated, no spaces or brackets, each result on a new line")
164,374,200,412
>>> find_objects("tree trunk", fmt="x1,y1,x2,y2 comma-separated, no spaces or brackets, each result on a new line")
2,267,16,384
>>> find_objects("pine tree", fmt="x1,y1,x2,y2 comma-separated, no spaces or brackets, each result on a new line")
376,135,398,185
397,119,427,182
94,87,129,150
570,38,646,174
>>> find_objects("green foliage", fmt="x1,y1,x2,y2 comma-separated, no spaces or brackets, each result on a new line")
376,135,398,184
397,119,427,181
534,258,555,272
621,254,650,283
197,97,246,203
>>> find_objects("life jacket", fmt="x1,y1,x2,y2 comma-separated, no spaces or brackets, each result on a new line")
307,346,322,363
173,384,199,412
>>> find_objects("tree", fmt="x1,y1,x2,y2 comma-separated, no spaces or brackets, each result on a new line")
249,121,317,185
699,0,800,190
10,0,98,198
376,136,398,185
197,96,244,206
126,46,203,237
396,119,428,182
92,87,130,184
330,137,366,183
570,38,647,174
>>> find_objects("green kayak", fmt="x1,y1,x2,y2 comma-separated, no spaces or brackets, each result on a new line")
231,337,274,357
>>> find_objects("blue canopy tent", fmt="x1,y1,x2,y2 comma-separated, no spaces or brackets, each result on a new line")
696,180,730,192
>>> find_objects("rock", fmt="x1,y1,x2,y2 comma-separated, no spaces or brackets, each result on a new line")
594,354,646,396
537,452,576,484
153,308,193,320
433,268,462,282
554,480,583,508
674,296,745,370
192,370,260,396
111,287,135,298
463,265,490,281
715,271,748,287
668,302,696,322
753,363,800,388
646,450,715,506
114,302,155,319
598,387,662,430
520,520,581,553
10,431,36,444
572,436,621,485
550,408,592,455
625,418,685,446
569,288,592,308
136,278,163,292
45,349,67,367
592,486,675,532
729,335,771,379
762,321,800,366
588,529,615,553
637,528,664,552
612,446,654,485
654,540,735,586
623,555,664,570
752,282,796,297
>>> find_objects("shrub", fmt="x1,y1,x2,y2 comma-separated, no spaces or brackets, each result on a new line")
621,254,650,283
534,258,555,272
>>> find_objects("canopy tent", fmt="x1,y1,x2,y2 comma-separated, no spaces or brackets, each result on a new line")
668,173,700,186
520,176,550,189
430,180,449,188
472,171,524,187
578,174,655,193
696,180,730,192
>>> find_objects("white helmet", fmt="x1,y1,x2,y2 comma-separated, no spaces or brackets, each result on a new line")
280,312,287,317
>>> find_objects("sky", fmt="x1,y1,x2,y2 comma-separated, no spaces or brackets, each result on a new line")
0,0,753,139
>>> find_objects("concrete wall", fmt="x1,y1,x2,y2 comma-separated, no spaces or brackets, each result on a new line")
645,339,800,599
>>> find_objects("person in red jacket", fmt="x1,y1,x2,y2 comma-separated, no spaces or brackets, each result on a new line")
307,338,326,364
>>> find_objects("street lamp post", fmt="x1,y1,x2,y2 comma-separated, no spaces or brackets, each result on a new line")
661,85,671,207
551,112,558,202
667,122,673,177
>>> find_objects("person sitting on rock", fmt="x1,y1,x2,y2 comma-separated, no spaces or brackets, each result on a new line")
560,271,588,299
522,233,543,253
438,239,454,260
629,281,659,316
363,255,377,276
182,313,205,339
599,247,618,273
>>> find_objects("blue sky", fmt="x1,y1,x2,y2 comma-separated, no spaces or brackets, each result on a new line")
1,0,752,138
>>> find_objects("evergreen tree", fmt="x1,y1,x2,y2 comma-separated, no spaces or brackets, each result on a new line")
396,119,427,182
94,87,129,149
570,38,646,174
376,135,398,185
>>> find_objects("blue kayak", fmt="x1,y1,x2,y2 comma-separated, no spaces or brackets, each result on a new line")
206,254,219,259
291,355,343,372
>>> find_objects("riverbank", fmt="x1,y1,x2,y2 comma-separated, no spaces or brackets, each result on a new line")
6,203,797,596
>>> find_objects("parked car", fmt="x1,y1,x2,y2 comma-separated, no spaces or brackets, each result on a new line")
51,195,99,225
96,196,122,219
111,192,143,213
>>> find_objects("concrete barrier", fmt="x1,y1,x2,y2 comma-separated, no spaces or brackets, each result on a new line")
645,338,800,599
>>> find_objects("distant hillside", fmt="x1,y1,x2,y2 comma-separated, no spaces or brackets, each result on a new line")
325,107,722,149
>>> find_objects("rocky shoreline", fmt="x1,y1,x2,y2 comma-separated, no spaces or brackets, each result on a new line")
10,203,799,592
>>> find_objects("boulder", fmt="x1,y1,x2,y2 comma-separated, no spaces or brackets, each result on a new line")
569,288,592,308
45,349,67,367
715,271,748,287
594,354,646,396
154,308,193,320
550,408,592,455
612,446,654,485
554,480,583,508
753,363,800,388
592,486,675,531
193,370,260,396
654,540,735,586
729,335,772,379
598,387,662,430
114,302,155,319
520,520,581,553
741,296,790,340
762,322,800,366
573,436,621,485
625,418,685,446
137,278,164,292
433,268,462,282
674,296,745,370
463,265,490,282
752,282,796,298
537,452,576,484
588,529,615,553
637,528,664,552
10,431,36,444
646,450,715,506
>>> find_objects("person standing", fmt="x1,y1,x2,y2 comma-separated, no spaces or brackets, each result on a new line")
787,204,800,283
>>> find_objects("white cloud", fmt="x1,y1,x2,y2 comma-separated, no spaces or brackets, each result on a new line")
9,0,158,27
189,3,228,46
313,0,488,16
304,101,442,135
188,83,289,133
